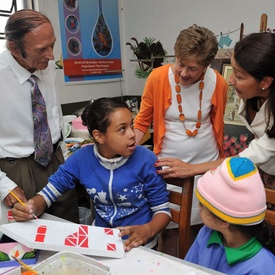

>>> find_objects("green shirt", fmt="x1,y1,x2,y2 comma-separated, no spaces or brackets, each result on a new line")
207,230,262,265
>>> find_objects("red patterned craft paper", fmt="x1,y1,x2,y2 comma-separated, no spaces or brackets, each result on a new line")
0,219,124,258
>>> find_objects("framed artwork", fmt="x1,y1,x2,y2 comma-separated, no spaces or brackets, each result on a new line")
222,63,244,126
222,64,232,80
221,64,254,156
210,58,230,73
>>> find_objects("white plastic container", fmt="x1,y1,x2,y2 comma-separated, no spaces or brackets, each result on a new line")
4,251,111,275
34,251,110,274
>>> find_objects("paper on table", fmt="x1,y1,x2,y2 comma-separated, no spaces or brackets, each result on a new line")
0,219,124,259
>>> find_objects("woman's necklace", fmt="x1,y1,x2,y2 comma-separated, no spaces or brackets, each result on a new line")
174,73,204,137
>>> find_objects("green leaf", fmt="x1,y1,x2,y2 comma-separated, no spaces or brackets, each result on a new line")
143,37,156,46
134,67,152,79
22,251,36,259
0,251,10,262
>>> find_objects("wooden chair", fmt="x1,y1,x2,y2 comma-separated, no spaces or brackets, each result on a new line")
265,188,275,227
165,176,194,259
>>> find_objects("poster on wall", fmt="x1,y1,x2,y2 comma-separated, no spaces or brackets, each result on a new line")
58,0,122,83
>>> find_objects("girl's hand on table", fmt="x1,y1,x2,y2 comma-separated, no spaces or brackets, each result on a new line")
118,224,152,252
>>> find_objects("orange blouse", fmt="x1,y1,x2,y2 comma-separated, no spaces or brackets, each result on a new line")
134,64,228,157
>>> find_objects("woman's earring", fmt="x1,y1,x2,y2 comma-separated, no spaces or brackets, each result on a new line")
261,87,265,91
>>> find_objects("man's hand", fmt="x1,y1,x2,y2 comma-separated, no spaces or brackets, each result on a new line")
4,187,26,207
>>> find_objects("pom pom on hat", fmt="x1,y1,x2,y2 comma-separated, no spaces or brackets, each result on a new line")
196,157,266,225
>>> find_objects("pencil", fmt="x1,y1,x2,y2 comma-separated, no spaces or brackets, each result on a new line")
12,256,38,274
8,189,38,219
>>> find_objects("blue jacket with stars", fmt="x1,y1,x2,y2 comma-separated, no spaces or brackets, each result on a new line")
40,144,170,230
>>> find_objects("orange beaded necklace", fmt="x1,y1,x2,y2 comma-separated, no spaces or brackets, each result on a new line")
174,73,204,137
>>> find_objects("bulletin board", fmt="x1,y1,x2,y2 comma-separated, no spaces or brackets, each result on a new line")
58,0,122,83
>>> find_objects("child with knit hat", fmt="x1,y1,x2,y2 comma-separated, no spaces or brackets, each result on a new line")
185,157,275,275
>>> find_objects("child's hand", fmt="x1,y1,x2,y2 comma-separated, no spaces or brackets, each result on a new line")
118,223,153,251
11,200,36,221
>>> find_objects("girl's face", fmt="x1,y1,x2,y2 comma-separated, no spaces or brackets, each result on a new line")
199,203,220,231
173,58,205,86
97,108,136,159
228,55,269,100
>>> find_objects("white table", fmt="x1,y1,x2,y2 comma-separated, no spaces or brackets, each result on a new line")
0,211,225,275
1,246,225,275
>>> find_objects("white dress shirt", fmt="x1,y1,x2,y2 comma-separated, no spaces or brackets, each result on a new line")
238,99,275,175
0,50,64,200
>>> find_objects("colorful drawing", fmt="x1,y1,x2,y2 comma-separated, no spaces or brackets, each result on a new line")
65,15,80,33
64,0,78,11
92,0,113,56
67,37,81,56
0,242,38,268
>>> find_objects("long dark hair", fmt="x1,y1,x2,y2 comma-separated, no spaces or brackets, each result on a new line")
234,32,275,138
230,221,275,255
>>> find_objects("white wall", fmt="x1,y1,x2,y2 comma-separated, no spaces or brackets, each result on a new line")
122,0,275,96
38,0,275,104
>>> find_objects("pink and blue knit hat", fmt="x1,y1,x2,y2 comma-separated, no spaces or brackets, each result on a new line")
196,157,267,225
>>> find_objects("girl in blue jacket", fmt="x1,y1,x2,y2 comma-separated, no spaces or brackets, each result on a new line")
12,97,171,251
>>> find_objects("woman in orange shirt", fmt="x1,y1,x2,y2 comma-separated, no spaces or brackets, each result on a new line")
134,24,228,256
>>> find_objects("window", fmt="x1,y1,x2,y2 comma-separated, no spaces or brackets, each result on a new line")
0,0,34,53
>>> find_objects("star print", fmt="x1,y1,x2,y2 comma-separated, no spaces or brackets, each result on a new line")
118,194,127,201
135,183,143,193
123,188,128,192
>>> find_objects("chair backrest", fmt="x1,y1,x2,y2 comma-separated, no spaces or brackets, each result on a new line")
166,176,194,259
265,188,275,227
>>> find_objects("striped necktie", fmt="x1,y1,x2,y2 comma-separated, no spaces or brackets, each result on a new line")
28,75,53,167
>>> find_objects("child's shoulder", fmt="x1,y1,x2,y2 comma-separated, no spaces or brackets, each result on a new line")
131,146,157,165
135,145,156,158
197,225,213,239
242,247,275,274
66,143,94,160
191,226,215,247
